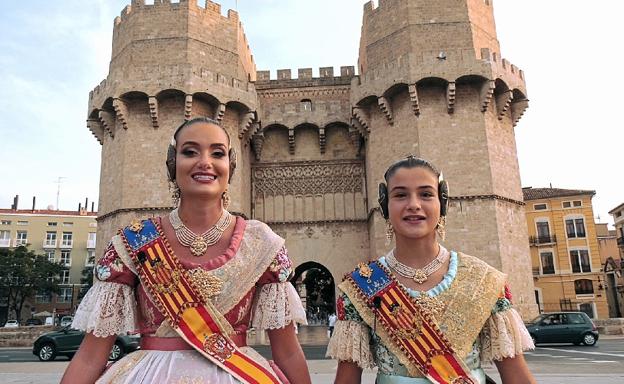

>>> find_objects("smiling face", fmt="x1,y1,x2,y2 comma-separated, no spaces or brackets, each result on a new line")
174,121,230,203
387,166,441,242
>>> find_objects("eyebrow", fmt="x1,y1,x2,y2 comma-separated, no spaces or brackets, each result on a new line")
180,141,227,148
389,185,436,193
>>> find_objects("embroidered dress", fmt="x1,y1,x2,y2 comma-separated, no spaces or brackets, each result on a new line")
326,250,534,384
73,217,306,383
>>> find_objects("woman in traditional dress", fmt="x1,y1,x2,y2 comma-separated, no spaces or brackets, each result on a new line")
61,117,311,384
327,156,535,384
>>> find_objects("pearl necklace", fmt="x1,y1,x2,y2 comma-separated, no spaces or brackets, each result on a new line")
169,208,233,257
386,246,449,284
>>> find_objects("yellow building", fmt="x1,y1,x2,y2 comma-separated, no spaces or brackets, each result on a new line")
523,187,608,319
0,199,97,324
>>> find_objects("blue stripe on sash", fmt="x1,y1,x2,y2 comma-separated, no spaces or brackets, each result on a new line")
350,262,392,298
122,219,159,250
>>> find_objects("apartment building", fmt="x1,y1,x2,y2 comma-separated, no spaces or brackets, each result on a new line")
523,187,608,319
0,198,97,323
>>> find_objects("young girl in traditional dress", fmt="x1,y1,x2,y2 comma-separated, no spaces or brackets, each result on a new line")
327,156,535,384
61,117,311,384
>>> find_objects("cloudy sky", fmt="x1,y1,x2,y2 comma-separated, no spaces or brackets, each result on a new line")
0,1,622,226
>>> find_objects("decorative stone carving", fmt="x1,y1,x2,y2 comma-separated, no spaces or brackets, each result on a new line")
215,103,226,122
511,99,529,127
496,90,514,121
408,84,421,116
252,161,365,197
378,96,393,125
480,80,495,112
251,133,265,161
184,94,193,120
98,110,116,138
112,98,129,130
446,82,456,114
148,96,159,128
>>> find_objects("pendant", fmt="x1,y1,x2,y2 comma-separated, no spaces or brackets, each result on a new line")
412,269,427,284
190,237,208,257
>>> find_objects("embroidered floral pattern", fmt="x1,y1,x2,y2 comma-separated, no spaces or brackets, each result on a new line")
268,246,292,282
338,293,364,322
95,243,127,282
336,296,346,320
492,284,513,314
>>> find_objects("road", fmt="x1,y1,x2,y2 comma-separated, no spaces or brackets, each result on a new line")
2,340,624,383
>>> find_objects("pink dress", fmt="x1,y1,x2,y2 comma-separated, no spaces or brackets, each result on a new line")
73,217,306,383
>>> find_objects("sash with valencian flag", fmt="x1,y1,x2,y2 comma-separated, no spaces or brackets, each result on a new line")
342,261,477,384
120,218,283,384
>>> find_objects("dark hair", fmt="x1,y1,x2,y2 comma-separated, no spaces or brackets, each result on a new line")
166,117,237,183
377,156,449,219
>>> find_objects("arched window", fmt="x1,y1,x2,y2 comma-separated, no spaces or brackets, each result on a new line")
300,99,312,111
574,279,594,295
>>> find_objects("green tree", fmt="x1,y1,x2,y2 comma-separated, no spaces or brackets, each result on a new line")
0,246,62,322
78,264,94,299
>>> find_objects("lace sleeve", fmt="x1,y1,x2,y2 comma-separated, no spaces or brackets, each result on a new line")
479,284,534,362
251,282,307,330
326,319,376,369
71,280,138,337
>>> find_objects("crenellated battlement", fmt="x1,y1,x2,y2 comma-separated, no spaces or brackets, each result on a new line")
115,1,239,26
256,66,356,83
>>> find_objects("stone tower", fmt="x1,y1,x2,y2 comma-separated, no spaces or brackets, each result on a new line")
87,0,258,257
354,0,534,315
89,0,536,317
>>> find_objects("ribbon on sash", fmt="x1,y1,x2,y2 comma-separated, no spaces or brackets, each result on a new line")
120,218,282,384
343,261,477,384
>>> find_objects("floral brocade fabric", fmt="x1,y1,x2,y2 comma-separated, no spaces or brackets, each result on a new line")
72,218,307,384
327,252,534,379
73,218,305,342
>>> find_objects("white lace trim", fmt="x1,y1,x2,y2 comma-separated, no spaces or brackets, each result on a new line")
326,319,375,369
251,282,307,330
479,308,535,362
72,281,137,337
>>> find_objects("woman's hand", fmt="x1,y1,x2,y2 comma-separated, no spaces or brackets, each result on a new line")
60,333,116,384
267,323,311,384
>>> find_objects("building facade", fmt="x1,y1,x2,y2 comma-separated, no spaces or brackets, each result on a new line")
607,203,624,317
87,0,537,317
0,202,97,324
596,222,623,318
523,187,609,319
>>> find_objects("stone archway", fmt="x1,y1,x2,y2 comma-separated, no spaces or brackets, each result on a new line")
292,261,336,325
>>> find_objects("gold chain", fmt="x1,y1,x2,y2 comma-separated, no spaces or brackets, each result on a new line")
386,245,449,284
169,208,233,257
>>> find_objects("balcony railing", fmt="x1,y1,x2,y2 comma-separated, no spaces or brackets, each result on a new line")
0,238,10,247
43,240,57,248
529,234,557,246
60,240,73,249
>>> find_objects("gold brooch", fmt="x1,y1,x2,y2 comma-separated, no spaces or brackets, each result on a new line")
188,268,223,299
357,263,373,279
129,219,144,232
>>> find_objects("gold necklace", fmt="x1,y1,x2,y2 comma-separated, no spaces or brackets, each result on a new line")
386,245,449,284
169,208,233,257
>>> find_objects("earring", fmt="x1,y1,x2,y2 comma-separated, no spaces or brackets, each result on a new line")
222,189,230,210
385,220,394,246
436,216,446,241
170,181,180,207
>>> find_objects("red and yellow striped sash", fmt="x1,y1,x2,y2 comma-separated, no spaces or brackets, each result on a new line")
121,219,282,384
344,261,476,384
